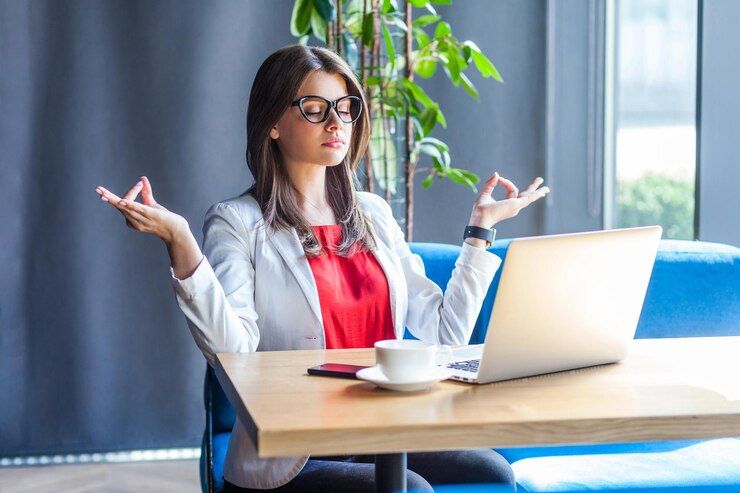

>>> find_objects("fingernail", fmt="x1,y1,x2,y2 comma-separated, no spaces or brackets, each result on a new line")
101,197,108,202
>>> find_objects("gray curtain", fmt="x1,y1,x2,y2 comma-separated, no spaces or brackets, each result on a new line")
0,0,551,457
0,0,294,456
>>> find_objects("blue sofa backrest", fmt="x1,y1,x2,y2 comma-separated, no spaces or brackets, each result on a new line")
409,239,740,344
208,238,740,436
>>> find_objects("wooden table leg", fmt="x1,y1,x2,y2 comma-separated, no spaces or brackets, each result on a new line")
375,452,407,493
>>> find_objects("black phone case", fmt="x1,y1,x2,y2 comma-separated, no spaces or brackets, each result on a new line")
307,363,369,379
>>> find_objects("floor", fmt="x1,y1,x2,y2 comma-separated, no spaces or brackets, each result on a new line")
0,459,201,493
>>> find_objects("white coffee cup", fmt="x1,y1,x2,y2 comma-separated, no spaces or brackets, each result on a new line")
374,339,453,381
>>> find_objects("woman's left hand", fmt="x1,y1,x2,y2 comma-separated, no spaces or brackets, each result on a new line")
468,172,550,229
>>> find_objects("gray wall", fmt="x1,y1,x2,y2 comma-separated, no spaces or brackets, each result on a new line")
413,0,547,244
0,0,296,456
697,0,740,247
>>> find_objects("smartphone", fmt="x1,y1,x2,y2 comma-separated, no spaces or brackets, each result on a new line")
307,363,370,379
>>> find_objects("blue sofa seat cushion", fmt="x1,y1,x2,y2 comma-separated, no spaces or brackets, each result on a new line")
504,438,740,491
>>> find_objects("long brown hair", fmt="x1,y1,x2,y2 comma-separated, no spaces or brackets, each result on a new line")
243,44,377,259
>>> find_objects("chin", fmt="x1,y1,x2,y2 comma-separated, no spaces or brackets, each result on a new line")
317,154,349,167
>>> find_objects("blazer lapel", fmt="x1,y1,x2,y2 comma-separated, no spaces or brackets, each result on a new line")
363,210,404,341
265,223,324,326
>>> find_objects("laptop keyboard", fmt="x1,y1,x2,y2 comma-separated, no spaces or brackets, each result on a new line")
447,359,480,373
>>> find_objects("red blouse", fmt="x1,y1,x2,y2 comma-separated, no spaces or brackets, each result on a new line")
307,224,396,349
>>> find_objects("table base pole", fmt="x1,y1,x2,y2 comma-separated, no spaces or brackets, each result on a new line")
375,452,407,493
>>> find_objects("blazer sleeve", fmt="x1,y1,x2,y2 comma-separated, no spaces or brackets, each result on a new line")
376,197,502,346
169,202,260,368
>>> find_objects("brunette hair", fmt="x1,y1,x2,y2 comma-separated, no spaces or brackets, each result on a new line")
243,44,377,258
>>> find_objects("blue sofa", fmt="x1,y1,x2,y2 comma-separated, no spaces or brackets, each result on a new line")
200,238,740,493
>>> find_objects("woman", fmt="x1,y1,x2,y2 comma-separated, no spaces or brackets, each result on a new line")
95,44,549,492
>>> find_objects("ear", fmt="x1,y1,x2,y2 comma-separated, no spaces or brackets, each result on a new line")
270,126,279,139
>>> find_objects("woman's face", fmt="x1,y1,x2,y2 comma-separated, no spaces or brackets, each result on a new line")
270,71,354,169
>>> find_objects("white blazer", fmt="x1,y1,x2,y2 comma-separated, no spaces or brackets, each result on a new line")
170,190,503,489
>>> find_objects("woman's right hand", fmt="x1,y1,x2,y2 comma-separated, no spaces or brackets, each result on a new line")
95,176,188,245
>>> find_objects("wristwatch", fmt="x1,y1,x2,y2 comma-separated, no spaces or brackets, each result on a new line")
463,225,496,246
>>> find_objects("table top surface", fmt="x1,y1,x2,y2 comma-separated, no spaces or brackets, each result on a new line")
214,336,740,458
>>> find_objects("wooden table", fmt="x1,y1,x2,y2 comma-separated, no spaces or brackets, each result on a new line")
215,336,740,492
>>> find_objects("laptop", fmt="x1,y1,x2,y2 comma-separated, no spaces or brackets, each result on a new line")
445,225,663,384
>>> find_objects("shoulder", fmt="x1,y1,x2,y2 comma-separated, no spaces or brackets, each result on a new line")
205,191,392,231
203,192,264,232
356,191,392,218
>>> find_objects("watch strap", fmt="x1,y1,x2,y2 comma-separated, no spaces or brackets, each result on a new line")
463,225,496,245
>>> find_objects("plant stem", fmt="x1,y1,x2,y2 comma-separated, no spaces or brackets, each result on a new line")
336,0,343,55
404,0,414,241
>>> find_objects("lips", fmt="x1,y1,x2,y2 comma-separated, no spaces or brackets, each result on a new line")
322,138,344,149
323,137,344,145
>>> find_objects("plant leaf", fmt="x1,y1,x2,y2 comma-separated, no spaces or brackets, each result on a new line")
414,28,431,48
422,173,435,189
312,0,336,21
447,168,478,192
382,23,396,68
419,136,449,152
445,46,462,84
412,14,441,28
434,21,451,40
458,72,479,99
464,41,503,82
418,142,443,162
310,8,327,43
381,0,399,14
420,107,438,137
415,58,437,78
290,0,313,36
401,79,434,108
362,12,374,47
385,16,408,32
365,76,382,86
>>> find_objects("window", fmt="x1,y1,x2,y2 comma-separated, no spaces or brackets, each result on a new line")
604,0,698,239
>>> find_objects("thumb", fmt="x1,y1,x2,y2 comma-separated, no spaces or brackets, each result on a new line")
480,171,499,197
140,176,158,206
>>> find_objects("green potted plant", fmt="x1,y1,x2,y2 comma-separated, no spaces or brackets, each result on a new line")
290,0,503,240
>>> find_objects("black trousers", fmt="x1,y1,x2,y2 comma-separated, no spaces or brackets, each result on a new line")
223,448,516,492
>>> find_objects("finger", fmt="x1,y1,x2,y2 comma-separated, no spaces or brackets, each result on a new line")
96,186,126,210
497,176,519,199
123,180,144,201
119,199,153,222
521,177,544,194
480,171,500,196
521,189,549,205
140,176,158,206
119,201,149,224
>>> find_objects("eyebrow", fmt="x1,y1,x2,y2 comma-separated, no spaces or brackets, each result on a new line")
298,94,352,100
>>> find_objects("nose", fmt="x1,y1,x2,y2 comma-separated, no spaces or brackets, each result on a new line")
325,107,344,131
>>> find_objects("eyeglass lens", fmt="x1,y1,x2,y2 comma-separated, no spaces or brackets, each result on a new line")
301,97,362,123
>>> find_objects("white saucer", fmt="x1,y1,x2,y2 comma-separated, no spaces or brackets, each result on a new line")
356,365,452,392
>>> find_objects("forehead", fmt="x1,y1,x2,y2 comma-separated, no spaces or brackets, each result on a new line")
296,71,349,100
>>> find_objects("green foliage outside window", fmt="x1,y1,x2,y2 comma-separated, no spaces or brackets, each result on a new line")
617,172,694,240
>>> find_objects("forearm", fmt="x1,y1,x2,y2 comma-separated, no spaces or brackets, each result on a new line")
165,223,204,280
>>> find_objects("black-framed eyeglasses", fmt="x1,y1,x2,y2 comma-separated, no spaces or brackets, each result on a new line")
290,95,363,124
